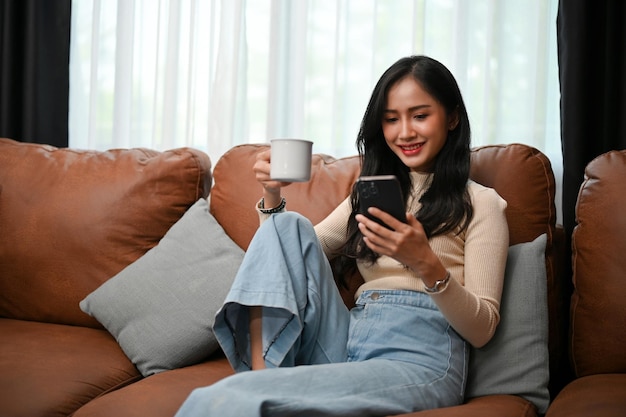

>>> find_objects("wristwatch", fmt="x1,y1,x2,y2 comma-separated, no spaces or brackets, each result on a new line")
424,271,451,294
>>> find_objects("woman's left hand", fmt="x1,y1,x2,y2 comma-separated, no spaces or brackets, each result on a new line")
355,208,444,282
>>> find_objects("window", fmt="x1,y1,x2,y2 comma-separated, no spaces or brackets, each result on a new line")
70,0,561,219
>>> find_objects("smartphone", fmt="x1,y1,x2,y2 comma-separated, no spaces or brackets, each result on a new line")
356,175,406,229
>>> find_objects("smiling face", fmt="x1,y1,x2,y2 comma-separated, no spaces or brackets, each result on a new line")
382,76,458,173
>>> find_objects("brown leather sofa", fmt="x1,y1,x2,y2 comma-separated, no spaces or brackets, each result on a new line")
545,150,626,417
1,138,571,417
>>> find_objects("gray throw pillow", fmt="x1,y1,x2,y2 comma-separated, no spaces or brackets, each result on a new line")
465,234,550,414
80,198,244,377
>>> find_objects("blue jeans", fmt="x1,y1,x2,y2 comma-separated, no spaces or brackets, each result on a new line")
176,213,468,417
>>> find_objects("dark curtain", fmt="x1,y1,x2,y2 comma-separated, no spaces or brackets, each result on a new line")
0,0,71,146
556,0,626,394
558,0,626,238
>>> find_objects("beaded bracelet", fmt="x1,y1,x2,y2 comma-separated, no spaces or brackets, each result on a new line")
258,197,286,214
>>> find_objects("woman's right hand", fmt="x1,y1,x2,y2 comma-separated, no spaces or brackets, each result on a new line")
254,149,292,206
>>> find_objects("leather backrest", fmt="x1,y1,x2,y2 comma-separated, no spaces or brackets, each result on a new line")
470,144,563,389
212,143,556,263
211,142,560,376
0,138,212,328
469,144,557,247
570,149,626,377
210,144,361,250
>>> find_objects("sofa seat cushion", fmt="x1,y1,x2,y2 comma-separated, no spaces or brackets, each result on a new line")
545,374,626,417
390,395,537,417
0,318,141,417
389,395,537,417
73,356,233,417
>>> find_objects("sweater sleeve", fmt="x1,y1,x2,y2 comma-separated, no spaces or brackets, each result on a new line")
313,197,352,258
429,185,509,348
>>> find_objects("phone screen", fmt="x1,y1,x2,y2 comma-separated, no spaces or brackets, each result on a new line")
356,175,406,229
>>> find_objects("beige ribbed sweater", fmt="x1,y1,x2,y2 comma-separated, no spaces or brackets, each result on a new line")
258,172,509,348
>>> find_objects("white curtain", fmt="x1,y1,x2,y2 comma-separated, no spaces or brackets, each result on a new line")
69,0,561,200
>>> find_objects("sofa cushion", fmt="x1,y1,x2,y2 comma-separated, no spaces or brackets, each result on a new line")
209,143,559,409
0,318,140,417
0,138,212,328
210,144,361,250
545,374,626,417
405,395,538,417
72,357,234,417
470,144,556,247
466,234,550,414
570,150,626,377
80,198,244,376
469,144,565,397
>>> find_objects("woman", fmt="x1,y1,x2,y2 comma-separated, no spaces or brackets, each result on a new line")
176,55,509,416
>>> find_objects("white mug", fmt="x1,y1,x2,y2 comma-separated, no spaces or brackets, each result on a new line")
270,139,313,182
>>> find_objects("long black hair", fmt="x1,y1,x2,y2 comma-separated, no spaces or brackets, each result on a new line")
336,55,473,280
